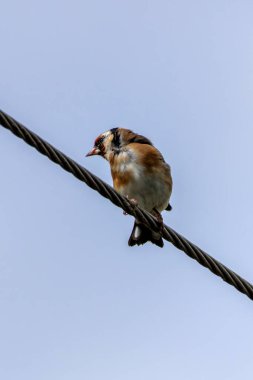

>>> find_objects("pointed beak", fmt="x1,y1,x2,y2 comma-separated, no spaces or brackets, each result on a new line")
86,147,100,157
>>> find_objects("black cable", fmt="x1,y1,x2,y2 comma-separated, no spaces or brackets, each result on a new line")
1,109,252,300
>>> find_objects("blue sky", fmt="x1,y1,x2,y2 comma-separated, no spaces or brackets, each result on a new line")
1,1,253,379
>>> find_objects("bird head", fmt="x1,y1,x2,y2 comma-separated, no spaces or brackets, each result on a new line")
86,128,121,160
86,127,153,160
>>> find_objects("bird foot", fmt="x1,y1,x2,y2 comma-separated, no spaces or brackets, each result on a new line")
123,197,138,215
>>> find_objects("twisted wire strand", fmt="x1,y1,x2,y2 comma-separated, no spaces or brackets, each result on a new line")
1,109,253,300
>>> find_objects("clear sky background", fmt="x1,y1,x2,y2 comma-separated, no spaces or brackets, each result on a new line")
1,1,253,379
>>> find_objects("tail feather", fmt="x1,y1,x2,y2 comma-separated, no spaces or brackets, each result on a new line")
128,221,164,248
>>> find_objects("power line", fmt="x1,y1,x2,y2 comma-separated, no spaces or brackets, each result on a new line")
1,109,253,301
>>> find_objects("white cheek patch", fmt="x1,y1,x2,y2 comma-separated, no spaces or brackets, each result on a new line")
102,132,114,154
102,130,111,138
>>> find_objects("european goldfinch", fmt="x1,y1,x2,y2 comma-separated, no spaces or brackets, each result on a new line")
86,128,172,247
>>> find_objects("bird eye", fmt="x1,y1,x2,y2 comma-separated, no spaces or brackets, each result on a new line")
95,137,104,147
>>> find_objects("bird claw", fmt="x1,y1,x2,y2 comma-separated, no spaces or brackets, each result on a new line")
123,196,138,215
129,198,138,207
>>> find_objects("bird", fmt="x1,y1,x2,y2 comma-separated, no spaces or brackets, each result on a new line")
86,128,172,247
